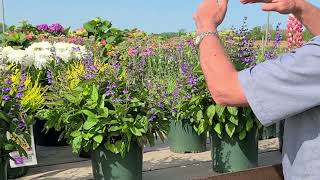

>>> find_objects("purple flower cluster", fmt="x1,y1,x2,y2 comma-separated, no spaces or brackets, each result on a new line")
148,113,156,122
15,73,26,99
17,113,26,130
105,82,116,96
36,23,64,34
49,23,64,33
186,38,195,48
2,76,12,102
264,23,282,61
36,24,49,31
82,55,97,80
141,47,154,58
47,69,54,84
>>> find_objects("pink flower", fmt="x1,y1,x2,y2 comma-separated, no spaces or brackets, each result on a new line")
287,14,303,49
26,33,33,40
101,39,107,46
128,47,139,57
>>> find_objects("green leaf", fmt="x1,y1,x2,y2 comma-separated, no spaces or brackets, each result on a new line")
83,116,98,130
83,22,95,33
93,134,103,144
206,105,216,124
106,36,116,44
215,104,225,118
72,136,82,154
214,123,222,135
80,110,96,118
229,116,239,126
90,85,99,102
246,118,254,132
197,121,206,135
70,130,81,137
109,126,121,132
239,130,247,140
227,107,238,116
196,110,203,122
4,144,15,151
98,107,109,118
225,122,236,138
93,141,100,150
130,127,143,136
64,94,81,105
99,94,106,108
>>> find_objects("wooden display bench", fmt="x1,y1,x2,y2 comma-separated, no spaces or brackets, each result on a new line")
194,164,284,180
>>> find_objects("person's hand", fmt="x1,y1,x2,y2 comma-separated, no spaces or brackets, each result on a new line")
194,0,228,33
240,0,303,14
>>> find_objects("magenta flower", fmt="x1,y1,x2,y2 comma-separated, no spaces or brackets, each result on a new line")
36,24,49,31
48,23,64,34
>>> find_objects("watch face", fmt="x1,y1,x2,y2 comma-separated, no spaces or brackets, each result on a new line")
195,35,201,45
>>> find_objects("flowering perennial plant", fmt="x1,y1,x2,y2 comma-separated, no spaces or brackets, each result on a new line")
0,66,44,162
287,14,303,49
1,42,88,69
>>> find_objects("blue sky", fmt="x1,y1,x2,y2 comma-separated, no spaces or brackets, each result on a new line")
5,0,320,33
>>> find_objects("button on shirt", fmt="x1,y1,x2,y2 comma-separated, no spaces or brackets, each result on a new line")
238,36,320,180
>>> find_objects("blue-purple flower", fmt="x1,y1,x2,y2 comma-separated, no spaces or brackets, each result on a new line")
47,69,54,84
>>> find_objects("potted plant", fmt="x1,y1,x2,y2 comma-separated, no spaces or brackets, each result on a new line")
207,18,262,173
36,52,168,180
165,37,212,153
209,105,260,173
0,67,44,179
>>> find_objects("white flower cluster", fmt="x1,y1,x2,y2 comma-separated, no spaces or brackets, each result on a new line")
1,42,88,69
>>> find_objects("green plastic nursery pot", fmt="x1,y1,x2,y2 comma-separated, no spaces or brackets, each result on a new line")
7,166,29,179
168,120,207,153
211,127,258,173
0,157,8,180
259,124,277,140
91,143,143,180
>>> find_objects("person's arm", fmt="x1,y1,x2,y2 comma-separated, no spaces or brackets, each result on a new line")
240,0,320,36
294,0,320,36
194,0,248,106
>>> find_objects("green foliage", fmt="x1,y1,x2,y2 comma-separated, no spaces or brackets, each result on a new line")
83,17,125,51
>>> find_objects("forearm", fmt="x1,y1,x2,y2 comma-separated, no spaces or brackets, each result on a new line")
199,35,248,106
294,0,320,36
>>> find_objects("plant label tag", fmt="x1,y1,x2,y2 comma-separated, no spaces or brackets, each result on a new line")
9,125,38,168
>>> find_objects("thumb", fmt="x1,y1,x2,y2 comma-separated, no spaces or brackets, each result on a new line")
261,3,279,11
220,0,229,12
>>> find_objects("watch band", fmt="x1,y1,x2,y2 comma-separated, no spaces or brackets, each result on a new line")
194,31,219,46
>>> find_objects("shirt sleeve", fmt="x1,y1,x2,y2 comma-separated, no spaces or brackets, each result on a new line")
238,36,320,126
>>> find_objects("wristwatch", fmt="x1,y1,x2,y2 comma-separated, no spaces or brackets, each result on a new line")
194,31,219,46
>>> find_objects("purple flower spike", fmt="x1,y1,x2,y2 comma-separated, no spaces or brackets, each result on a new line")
47,69,54,84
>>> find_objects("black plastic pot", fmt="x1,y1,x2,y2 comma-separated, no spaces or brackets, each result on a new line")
33,120,68,146
7,166,29,179
0,156,8,180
